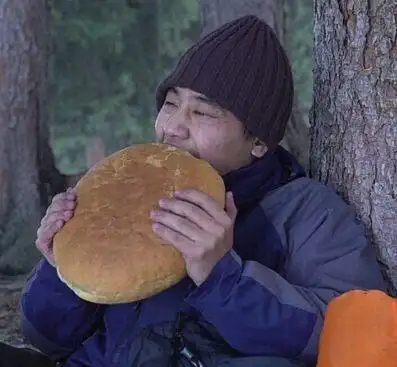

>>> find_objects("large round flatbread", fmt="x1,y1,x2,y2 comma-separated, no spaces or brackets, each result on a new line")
53,143,225,304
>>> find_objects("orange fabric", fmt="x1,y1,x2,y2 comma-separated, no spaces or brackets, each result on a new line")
317,290,397,367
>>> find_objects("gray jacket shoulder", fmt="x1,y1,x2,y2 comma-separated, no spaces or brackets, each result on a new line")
261,177,363,242
260,177,359,249
260,177,387,293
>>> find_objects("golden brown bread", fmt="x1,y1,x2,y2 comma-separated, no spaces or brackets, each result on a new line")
53,143,225,304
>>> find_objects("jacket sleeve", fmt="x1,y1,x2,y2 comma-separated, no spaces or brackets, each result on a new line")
19,258,103,362
185,181,388,364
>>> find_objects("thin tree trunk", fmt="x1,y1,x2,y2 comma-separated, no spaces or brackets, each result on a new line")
201,0,284,38
0,0,68,275
200,0,310,169
311,0,397,292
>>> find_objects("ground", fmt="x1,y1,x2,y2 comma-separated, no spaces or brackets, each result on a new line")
0,274,28,346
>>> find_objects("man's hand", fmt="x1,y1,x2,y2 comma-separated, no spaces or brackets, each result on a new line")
36,187,77,266
151,189,237,286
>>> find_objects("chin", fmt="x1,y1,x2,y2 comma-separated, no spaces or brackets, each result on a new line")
202,159,223,175
188,150,200,159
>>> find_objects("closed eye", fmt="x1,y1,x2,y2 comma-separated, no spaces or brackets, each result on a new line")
193,110,216,118
164,101,177,107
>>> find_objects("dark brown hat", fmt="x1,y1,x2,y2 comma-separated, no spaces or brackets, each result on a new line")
156,15,294,150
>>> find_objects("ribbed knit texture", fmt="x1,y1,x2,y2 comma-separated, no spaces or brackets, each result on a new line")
155,15,294,150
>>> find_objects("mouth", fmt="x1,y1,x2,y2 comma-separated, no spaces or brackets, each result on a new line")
163,141,199,159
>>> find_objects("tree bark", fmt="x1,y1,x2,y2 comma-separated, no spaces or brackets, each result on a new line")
200,0,310,169
311,0,397,291
0,0,67,275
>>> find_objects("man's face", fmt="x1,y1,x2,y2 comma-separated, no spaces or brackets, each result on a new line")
155,87,264,175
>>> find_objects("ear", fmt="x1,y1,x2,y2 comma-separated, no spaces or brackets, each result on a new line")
251,138,268,158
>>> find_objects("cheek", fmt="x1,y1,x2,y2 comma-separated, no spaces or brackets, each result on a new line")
195,126,233,160
154,115,164,138
196,127,224,152
203,124,240,151
199,126,251,170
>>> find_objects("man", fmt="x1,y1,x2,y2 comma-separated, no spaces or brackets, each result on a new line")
0,15,387,366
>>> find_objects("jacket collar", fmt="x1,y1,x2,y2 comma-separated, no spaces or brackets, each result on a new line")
222,146,306,211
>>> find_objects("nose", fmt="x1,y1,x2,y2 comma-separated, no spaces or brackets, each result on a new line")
163,109,190,140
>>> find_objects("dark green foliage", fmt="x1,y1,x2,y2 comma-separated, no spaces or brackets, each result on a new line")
284,0,313,110
49,0,312,174
49,0,200,173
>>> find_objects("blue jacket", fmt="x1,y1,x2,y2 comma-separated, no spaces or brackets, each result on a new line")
19,147,387,366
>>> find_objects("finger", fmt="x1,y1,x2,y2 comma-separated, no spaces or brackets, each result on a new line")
37,217,64,241
54,190,76,203
66,186,76,194
174,189,229,225
151,209,211,242
52,190,76,205
63,210,74,221
52,191,74,204
47,197,76,216
52,210,74,224
157,198,221,233
225,192,238,221
37,218,65,243
152,223,194,253
35,237,52,255
40,208,71,232
35,238,55,267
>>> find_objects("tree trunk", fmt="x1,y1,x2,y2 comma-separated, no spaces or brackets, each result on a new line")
200,0,310,170
0,0,68,275
311,0,397,292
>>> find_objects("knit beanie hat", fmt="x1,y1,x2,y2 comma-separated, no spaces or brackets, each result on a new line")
155,15,294,150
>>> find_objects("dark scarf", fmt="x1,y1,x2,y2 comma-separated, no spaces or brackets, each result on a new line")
222,146,306,213
222,146,306,266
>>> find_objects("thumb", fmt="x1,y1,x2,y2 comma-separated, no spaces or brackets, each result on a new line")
225,192,237,220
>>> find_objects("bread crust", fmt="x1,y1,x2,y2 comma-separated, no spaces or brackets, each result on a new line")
53,143,225,304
